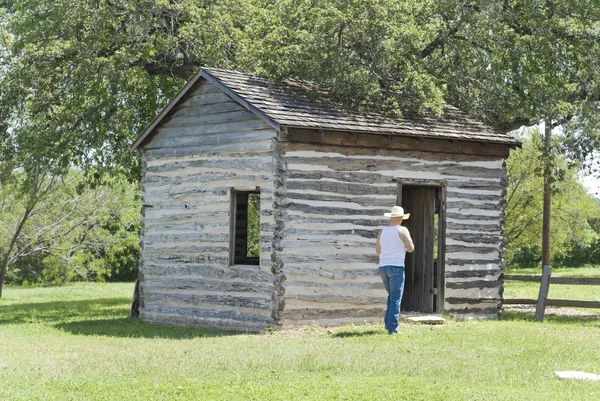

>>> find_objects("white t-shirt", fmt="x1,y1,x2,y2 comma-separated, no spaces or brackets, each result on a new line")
378,225,407,267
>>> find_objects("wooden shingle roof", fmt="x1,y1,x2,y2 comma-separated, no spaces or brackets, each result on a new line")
133,67,520,150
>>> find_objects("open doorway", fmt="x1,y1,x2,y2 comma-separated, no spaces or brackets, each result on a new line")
397,181,446,313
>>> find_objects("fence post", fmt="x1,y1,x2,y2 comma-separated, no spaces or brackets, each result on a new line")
535,266,552,322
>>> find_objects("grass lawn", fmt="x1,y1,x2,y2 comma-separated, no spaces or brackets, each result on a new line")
504,266,600,303
1,283,600,401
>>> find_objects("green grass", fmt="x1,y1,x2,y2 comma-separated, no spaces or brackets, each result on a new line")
505,266,600,303
1,283,600,400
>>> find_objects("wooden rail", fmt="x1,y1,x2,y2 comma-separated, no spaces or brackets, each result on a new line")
504,275,600,285
503,268,600,321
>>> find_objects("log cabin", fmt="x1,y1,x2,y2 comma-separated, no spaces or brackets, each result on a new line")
131,68,520,331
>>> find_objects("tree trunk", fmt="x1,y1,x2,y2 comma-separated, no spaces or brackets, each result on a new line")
0,253,9,298
0,207,33,298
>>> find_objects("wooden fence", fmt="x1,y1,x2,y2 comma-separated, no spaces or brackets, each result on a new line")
503,266,600,321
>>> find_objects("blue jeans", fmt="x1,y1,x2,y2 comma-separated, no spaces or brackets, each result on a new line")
378,265,405,334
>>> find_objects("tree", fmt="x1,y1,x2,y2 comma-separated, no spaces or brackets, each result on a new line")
505,128,600,267
1,171,140,288
2,1,600,292
3,1,600,171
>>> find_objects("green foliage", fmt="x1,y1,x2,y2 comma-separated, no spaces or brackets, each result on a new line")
555,216,600,266
3,0,600,181
505,128,600,267
246,192,260,258
0,171,140,285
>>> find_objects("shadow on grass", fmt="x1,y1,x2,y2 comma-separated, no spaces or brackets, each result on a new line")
56,318,242,339
502,310,600,325
0,298,244,339
0,298,129,325
331,329,382,338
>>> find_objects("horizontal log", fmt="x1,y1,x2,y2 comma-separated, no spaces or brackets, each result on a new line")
162,109,258,129
445,201,504,211
286,279,382,291
142,254,229,264
283,228,378,239
140,312,272,331
446,279,501,290
144,233,229,243
281,254,379,265
178,91,233,107
502,298,536,305
142,221,228,232
144,171,272,187
286,180,396,196
503,298,600,309
447,192,505,202
286,192,396,207
281,316,382,326
172,100,245,117
143,244,229,254
143,205,229,217
287,170,394,184
153,119,271,140
282,215,383,227
286,202,388,217
148,129,276,151
142,196,230,208
283,142,506,162
545,299,600,308
142,278,274,294
285,293,384,306
143,291,274,310
284,265,378,280
144,180,270,198
285,158,505,180
445,307,500,316
285,128,512,157
145,141,273,157
140,264,273,281
143,188,229,199
146,156,273,174
504,275,600,285
281,307,384,321
448,233,505,245
446,297,502,305
278,237,373,249
446,223,502,232
445,245,499,254
141,305,274,324
445,269,502,278
445,213,500,221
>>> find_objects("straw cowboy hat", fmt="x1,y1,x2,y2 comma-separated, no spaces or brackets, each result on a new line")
383,206,410,220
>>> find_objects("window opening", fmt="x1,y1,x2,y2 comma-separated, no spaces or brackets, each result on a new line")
232,190,260,265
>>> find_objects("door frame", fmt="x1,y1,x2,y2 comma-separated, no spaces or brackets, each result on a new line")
396,179,447,313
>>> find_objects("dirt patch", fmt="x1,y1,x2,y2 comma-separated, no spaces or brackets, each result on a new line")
503,304,600,320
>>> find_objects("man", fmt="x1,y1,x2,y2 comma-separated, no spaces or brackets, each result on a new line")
376,206,415,334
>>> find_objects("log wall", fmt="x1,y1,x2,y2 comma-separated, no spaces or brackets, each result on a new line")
137,78,510,330
137,80,279,331
277,142,508,324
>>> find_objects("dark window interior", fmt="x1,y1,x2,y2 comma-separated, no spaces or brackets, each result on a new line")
232,190,260,265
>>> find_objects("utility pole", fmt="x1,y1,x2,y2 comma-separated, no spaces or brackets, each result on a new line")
536,121,552,322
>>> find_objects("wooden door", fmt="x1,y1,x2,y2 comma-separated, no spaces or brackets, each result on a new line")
400,186,436,313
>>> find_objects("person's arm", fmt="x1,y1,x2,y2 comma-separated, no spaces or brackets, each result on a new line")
376,230,382,255
398,226,415,253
